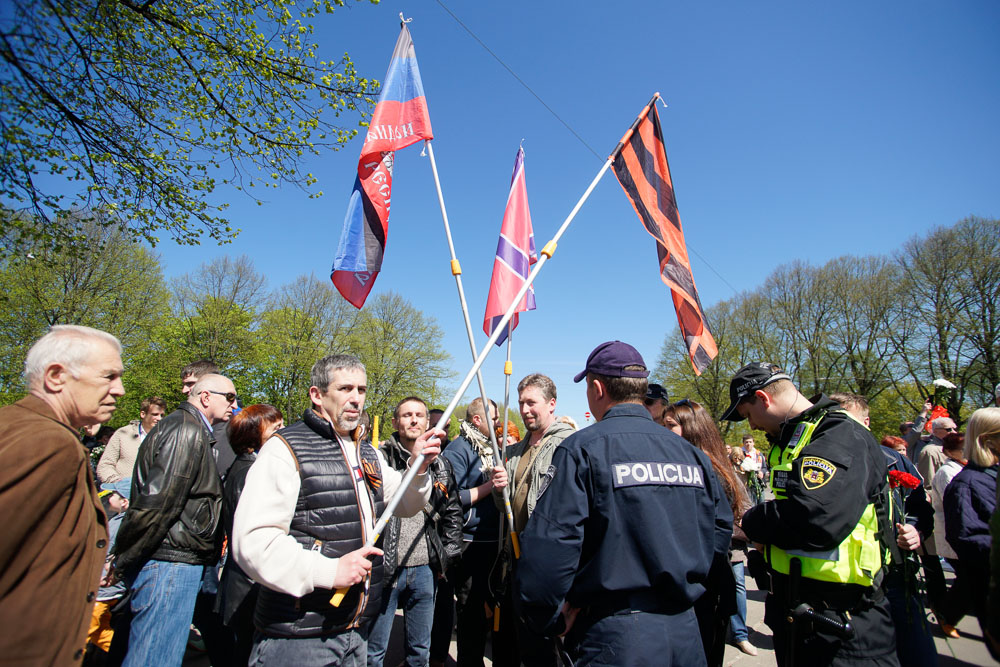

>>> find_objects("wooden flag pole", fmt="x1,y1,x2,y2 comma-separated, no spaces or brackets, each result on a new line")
330,113,634,605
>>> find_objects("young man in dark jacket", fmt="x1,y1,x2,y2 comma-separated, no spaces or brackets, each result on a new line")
368,397,464,667
112,373,236,667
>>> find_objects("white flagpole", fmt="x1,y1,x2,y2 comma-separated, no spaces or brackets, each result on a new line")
422,139,518,550
331,94,657,605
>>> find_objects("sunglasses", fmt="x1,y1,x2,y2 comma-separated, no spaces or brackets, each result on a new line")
674,398,694,408
206,390,238,404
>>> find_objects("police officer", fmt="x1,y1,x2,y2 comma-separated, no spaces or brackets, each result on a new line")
515,341,732,666
722,362,898,667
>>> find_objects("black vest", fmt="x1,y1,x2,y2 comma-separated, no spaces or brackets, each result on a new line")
254,410,386,637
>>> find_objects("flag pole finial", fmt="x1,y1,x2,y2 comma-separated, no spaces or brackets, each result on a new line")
399,13,413,24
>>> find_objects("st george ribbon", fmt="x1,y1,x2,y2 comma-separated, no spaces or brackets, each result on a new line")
331,23,433,308
611,100,718,374
483,146,537,346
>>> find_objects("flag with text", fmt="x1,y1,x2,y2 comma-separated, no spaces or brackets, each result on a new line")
331,24,433,308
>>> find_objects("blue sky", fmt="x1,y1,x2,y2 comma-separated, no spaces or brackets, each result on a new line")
152,0,1000,427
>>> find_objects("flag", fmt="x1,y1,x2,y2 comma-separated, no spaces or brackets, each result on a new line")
483,146,537,345
612,101,718,374
331,24,433,308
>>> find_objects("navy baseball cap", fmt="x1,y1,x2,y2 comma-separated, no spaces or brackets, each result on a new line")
721,363,792,422
573,341,650,383
645,383,670,403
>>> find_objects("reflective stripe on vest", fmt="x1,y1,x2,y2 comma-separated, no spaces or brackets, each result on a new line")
766,409,883,587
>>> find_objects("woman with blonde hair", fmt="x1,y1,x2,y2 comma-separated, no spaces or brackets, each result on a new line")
943,407,1000,636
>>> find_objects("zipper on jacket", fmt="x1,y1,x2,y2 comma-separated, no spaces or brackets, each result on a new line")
338,434,372,629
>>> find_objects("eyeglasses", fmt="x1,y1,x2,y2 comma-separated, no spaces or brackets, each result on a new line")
675,398,694,408
206,390,238,404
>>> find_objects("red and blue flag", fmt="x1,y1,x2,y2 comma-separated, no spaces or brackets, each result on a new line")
331,23,433,308
483,147,537,345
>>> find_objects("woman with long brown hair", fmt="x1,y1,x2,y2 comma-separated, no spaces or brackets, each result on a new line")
218,404,284,666
664,399,754,662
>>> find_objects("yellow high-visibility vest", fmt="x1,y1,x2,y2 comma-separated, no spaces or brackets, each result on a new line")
766,410,882,586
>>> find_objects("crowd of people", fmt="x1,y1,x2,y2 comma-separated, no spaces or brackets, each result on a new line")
2,324,1000,666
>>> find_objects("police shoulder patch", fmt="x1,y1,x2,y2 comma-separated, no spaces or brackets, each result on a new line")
800,456,836,490
536,464,556,499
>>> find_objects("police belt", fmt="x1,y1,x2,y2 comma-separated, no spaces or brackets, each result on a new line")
769,570,879,614
582,589,689,620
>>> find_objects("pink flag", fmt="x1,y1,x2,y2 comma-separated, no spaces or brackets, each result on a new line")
483,147,537,345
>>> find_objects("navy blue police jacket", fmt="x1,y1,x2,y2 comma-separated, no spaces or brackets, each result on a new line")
514,403,733,633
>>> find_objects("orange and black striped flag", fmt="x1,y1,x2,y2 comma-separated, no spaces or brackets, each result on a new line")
611,96,718,374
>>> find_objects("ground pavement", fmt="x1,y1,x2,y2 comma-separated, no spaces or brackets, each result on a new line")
183,568,993,666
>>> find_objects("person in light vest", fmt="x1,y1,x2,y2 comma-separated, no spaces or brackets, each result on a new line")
721,362,898,667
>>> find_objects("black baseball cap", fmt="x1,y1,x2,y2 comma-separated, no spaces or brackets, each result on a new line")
573,341,649,383
645,383,670,403
721,362,792,422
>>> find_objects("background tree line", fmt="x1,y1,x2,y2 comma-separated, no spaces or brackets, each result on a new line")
655,216,1000,441
0,215,453,431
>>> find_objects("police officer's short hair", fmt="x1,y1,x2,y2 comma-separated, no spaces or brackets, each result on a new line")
393,396,427,419
743,377,794,405
591,367,647,404
311,354,365,392
830,392,869,419
518,373,557,402
466,396,497,422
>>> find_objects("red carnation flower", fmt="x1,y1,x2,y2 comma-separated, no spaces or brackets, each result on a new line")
888,470,921,490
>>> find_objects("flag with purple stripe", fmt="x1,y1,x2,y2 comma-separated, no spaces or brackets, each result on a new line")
331,23,433,309
484,147,537,345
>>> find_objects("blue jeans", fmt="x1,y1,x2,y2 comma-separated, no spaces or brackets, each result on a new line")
728,561,749,642
885,568,938,667
123,560,204,667
252,628,368,667
367,564,436,667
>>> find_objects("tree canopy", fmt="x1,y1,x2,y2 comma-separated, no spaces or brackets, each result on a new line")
0,222,453,426
0,0,376,254
656,216,1000,437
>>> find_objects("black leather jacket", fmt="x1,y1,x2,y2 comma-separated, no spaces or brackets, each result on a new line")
113,402,223,574
380,433,463,579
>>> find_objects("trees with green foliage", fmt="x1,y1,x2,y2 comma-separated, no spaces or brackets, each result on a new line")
1,0,376,254
655,216,1000,437
0,245,453,431
349,292,452,424
0,215,170,409
254,275,359,418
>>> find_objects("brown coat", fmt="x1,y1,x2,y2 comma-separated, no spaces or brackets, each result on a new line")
0,395,110,665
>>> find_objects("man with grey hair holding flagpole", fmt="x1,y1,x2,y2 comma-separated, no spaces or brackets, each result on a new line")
232,353,445,665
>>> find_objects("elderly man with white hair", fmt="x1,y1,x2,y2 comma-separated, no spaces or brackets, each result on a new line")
0,324,124,665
